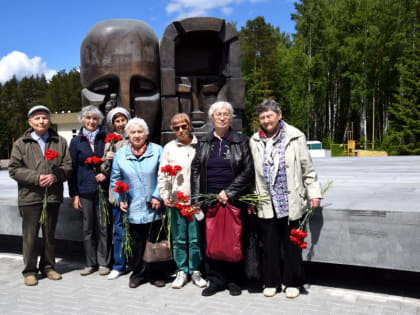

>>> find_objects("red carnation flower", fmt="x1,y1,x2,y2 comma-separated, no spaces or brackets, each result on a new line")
114,181,129,195
105,133,122,143
298,230,308,239
177,191,189,203
91,156,102,165
45,149,59,161
290,235,302,245
174,165,182,172
299,242,308,249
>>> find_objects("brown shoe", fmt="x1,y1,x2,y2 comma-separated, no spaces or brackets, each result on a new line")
24,275,38,286
151,280,165,287
46,269,62,280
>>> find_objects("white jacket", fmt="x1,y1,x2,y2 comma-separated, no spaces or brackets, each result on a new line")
158,136,197,204
249,121,321,221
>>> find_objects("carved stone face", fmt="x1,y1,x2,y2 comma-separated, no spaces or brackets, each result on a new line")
80,19,161,142
160,18,244,143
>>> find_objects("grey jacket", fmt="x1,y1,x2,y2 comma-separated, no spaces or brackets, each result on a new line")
249,121,321,220
8,128,72,206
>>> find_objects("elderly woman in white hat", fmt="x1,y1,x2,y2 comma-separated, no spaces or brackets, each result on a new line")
101,107,131,280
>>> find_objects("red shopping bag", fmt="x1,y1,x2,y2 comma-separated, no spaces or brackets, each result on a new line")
205,202,243,262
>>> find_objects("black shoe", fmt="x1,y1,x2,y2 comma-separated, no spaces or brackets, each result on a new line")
202,284,224,297
128,279,141,288
227,282,241,296
151,280,166,287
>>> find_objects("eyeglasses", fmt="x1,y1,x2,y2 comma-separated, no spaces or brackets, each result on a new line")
173,124,189,131
214,112,231,118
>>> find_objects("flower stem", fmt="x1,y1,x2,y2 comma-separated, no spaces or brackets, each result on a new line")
40,187,48,225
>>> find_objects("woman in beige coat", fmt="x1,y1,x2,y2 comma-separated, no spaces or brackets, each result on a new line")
249,99,322,299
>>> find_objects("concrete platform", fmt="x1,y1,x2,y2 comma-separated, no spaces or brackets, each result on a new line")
1,156,420,272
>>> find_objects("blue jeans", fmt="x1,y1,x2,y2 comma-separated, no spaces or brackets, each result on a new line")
112,206,126,271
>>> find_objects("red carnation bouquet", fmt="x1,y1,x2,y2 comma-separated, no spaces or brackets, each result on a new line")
174,192,195,222
114,181,132,260
160,164,182,200
290,180,333,248
160,164,183,246
85,156,109,225
104,133,122,152
40,149,59,225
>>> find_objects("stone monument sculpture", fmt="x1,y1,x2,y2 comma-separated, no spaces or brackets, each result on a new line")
80,19,161,143
80,17,244,144
159,17,245,143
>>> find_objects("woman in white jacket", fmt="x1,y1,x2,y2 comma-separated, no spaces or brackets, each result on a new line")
158,113,206,289
249,99,322,299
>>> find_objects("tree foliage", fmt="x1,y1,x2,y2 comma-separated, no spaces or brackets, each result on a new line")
240,0,418,155
0,70,81,158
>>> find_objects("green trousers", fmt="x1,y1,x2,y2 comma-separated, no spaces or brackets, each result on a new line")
170,207,202,274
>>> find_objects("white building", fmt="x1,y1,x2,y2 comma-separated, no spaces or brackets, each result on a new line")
307,140,329,158
50,112,80,145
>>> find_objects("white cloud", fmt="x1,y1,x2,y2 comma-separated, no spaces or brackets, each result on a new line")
0,51,57,84
221,6,233,15
166,0,265,19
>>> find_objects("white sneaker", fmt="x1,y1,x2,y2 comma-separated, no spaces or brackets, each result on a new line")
191,271,207,288
107,270,122,280
263,287,276,297
285,287,300,298
172,271,188,289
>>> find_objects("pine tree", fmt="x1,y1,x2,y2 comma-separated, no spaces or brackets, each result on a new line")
384,2,420,155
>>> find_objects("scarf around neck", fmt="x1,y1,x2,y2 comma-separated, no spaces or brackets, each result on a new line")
129,141,148,158
82,128,100,145
260,120,289,218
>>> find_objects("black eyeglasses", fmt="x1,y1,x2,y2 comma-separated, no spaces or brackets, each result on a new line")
173,124,188,131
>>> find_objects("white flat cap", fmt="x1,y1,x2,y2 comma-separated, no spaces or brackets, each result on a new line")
28,105,51,118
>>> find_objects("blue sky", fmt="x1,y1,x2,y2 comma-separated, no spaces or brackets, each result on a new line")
0,0,296,84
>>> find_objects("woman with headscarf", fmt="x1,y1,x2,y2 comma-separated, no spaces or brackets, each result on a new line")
101,107,131,280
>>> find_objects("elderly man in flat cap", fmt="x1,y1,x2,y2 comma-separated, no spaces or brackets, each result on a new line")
9,105,72,286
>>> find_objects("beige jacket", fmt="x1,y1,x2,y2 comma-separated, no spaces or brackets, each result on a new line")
158,136,197,204
101,138,129,204
249,121,321,221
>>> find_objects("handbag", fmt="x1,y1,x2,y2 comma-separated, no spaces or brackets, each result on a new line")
143,210,173,263
205,202,243,263
244,215,262,280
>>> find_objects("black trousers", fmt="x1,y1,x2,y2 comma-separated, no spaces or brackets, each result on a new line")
205,256,243,288
258,216,305,287
19,203,60,277
129,220,164,282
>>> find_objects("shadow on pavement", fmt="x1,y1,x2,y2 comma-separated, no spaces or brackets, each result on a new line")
305,261,420,299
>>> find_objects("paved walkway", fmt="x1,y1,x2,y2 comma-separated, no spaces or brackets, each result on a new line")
1,253,419,315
